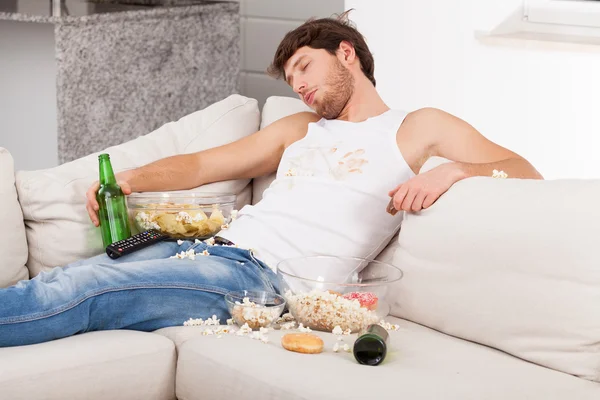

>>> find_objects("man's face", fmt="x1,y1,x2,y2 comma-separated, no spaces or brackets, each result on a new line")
283,46,354,120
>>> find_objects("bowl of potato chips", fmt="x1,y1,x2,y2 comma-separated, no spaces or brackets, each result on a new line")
127,191,236,239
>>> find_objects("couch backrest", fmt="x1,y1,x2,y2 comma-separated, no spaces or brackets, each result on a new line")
0,148,29,287
16,95,260,277
390,156,600,382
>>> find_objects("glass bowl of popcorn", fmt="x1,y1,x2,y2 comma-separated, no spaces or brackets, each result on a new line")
224,290,286,330
127,191,236,239
276,256,403,333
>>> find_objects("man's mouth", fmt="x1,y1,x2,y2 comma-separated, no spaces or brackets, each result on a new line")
304,90,316,105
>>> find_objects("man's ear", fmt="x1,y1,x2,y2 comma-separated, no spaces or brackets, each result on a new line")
338,41,357,65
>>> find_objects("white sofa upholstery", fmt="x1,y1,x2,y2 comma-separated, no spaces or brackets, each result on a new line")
156,317,600,400
0,331,176,400
0,95,599,399
0,148,28,287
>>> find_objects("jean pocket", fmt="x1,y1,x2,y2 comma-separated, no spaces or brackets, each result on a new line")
246,252,278,293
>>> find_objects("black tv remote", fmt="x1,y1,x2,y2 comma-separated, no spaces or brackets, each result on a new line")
105,230,169,260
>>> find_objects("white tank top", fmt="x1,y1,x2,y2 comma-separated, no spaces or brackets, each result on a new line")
219,109,414,271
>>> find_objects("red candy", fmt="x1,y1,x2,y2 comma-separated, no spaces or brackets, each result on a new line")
343,292,378,311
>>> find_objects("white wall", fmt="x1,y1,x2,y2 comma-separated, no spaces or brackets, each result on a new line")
240,0,344,109
346,0,600,179
0,21,58,171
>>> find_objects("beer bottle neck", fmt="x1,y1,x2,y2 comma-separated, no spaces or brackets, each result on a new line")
98,155,117,185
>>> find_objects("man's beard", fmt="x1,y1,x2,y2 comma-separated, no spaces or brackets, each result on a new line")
316,58,354,120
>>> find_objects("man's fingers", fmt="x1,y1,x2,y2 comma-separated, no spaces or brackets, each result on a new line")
388,184,402,197
118,180,132,195
422,193,437,209
401,188,418,211
392,186,409,211
86,182,100,211
86,203,99,227
86,181,100,226
411,191,427,212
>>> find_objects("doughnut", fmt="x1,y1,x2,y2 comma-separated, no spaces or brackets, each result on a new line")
281,333,324,354
342,292,378,311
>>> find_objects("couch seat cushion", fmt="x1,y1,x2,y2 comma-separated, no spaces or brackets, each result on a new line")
155,318,600,400
0,330,176,400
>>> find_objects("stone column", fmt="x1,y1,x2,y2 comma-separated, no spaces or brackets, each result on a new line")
55,1,240,163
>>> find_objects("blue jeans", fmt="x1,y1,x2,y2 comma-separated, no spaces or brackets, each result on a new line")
0,240,279,347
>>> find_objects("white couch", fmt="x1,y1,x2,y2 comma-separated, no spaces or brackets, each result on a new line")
1,95,599,400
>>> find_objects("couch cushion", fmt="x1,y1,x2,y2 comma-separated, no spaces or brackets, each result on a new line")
0,330,175,400
155,318,600,400
0,148,29,287
389,157,600,382
16,95,259,277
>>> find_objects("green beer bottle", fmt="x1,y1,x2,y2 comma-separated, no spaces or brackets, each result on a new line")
353,324,390,366
96,153,131,247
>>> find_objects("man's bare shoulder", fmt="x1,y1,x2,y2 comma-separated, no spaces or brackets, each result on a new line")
269,111,322,147
399,107,446,134
395,108,444,173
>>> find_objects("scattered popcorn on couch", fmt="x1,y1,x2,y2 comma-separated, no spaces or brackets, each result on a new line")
183,315,220,327
379,320,401,331
183,312,401,353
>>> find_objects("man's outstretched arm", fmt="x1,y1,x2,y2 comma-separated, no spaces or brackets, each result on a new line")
418,107,543,180
118,111,319,191
86,111,320,225
388,107,543,214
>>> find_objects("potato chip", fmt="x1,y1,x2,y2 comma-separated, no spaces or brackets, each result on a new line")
133,203,227,239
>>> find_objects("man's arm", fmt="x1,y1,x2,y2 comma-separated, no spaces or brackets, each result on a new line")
86,111,320,225
118,111,320,191
388,107,543,214
416,107,543,180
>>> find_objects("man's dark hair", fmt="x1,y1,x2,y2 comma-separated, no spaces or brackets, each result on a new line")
267,10,376,87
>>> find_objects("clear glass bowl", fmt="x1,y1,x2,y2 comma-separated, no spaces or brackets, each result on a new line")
276,256,403,333
127,191,236,239
224,290,286,330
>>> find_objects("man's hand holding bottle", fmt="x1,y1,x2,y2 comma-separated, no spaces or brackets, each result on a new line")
89,154,133,247
86,178,132,227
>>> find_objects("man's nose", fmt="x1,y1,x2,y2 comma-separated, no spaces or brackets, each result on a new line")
294,82,306,95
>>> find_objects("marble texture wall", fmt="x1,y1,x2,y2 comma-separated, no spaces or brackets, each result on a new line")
56,2,240,163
